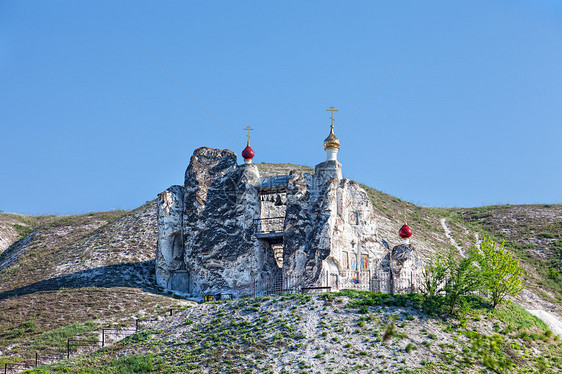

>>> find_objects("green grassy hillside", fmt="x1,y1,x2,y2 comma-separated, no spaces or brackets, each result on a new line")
29,292,562,373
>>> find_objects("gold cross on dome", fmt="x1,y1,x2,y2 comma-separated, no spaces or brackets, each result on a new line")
326,106,338,128
243,125,254,143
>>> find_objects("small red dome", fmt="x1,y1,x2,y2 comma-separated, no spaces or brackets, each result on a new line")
242,145,255,159
399,224,412,239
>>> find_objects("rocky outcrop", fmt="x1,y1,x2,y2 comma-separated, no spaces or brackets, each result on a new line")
183,147,238,218
159,147,386,297
183,160,279,296
158,147,280,297
282,171,322,285
380,243,422,293
156,185,185,289
283,165,384,289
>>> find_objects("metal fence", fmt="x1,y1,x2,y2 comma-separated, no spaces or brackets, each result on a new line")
337,270,374,291
230,274,327,298
224,269,421,299
333,269,421,294
0,317,166,374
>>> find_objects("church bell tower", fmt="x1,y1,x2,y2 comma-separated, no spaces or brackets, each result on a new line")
323,106,340,161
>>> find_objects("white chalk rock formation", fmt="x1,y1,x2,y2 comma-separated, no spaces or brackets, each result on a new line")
158,147,390,297
157,147,280,297
156,185,185,289
283,164,384,289
380,243,422,294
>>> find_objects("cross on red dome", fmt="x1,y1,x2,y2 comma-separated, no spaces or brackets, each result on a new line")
242,125,255,161
399,224,412,239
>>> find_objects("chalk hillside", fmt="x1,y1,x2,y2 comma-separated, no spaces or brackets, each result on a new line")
0,163,560,373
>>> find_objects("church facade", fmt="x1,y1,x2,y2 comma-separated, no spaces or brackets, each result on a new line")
156,109,421,299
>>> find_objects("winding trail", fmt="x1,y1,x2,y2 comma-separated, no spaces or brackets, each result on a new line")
519,289,562,337
440,218,464,255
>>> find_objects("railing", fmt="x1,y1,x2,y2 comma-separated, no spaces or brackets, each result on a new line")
253,217,284,234
229,272,331,298
334,270,421,294
338,270,374,291
373,270,420,294
0,322,144,374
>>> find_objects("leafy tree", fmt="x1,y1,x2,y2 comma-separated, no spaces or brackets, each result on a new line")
420,250,448,298
476,236,524,308
444,246,481,314
421,247,481,315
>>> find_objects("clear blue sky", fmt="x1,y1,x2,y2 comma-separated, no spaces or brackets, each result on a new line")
1,1,561,215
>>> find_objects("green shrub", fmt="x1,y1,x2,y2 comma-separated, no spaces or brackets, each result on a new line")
382,323,395,343
13,224,33,240
108,353,159,372
476,237,524,308
405,343,417,353
444,247,482,314
420,250,448,298
548,268,560,280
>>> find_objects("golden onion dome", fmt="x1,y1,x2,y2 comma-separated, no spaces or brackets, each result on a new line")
323,125,340,150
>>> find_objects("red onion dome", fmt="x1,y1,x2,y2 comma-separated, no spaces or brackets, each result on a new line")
241,145,255,160
399,224,412,239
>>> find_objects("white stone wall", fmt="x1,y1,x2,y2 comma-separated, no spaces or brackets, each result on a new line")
327,179,385,286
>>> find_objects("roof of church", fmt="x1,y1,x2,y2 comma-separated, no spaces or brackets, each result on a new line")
324,126,340,150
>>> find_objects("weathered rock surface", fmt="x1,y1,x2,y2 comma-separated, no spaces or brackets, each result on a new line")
158,147,389,297
157,147,280,297
156,185,185,289
183,160,279,296
283,171,384,289
380,243,422,293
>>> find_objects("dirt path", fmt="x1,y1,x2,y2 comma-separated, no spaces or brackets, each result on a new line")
518,289,562,337
440,218,464,255
527,309,562,336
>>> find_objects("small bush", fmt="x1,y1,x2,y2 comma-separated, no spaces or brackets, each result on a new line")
548,268,560,280
382,323,395,343
405,343,417,353
108,353,159,372
13,224,33,240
